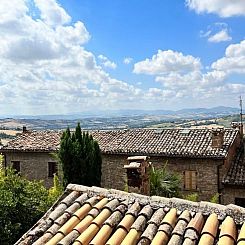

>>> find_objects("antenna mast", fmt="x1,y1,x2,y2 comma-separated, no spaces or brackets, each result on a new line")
240,96,243,125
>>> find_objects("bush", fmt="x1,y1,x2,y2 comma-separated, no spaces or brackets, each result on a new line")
0,167,63,244
150,163,181,198
185,193,199,202
210,193,219,203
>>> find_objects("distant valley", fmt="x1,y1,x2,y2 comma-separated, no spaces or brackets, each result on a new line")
0,106,242,146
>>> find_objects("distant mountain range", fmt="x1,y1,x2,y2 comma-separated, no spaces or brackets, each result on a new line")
0,106,239,120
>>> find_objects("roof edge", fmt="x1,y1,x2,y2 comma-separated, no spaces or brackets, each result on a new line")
66,184,245,225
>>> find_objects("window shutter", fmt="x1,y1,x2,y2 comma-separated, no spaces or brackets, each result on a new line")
184,170,197,190
185,171,191,190
191,171,197,190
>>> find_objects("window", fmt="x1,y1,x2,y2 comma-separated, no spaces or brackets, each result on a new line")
11,161,20,173
235,198,245,208
48,162,58,177
183,170,197,190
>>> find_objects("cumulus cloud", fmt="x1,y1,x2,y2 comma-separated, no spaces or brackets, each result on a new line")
208,29,232,43
200,23,232,43
123,57,133,64
186,0,245,17
98,55,117,69
133,43,245,107
133,50,201,75
34,0,71,26
212,40,245,73
0,0,140,114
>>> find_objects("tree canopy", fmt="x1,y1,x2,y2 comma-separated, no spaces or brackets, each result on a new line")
58,123,102,187
0,168,57,244
0,153,63,244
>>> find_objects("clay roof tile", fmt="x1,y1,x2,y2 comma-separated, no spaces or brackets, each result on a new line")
3,128,239,158
16,185,245,245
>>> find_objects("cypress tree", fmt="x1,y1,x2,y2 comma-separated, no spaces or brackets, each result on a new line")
58,123,102,187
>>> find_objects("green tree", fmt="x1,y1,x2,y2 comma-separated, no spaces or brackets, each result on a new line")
0,168,51,245
47,174,63,206
58,123,102,187
150,163,181,198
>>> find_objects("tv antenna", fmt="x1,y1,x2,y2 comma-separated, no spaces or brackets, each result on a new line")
240,95,243,125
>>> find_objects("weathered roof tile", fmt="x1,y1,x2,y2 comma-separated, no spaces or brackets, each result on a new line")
3,128,239,158
16,184,245,245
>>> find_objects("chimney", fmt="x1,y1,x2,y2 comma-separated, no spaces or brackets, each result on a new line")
23,126,27,133
211,128,224,148
231,122,243,138
124,156,150,195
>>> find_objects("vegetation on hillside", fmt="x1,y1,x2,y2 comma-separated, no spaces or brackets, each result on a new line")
58,122,102,187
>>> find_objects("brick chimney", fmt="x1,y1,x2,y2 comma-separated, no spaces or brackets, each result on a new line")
23,126,27,133
211,128,225,148
231,122,243,138
124,156,150,195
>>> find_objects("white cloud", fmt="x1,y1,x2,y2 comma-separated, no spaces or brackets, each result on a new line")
133,42,245,108
123,57,133,64
0,0,141,115
56,21,90,46
133,50,201,75
200,23,232,43
186,0,245,17
0,0,244,113
212,40,245,73
98,55,117,69
34,0,71,26
208,29,232,43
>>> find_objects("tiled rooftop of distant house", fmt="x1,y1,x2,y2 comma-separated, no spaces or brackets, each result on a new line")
3,128,239,158
16,184,245,245
224,146,245,186
3,130,61,152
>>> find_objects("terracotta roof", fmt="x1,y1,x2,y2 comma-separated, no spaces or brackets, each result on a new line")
2,128,239,158
16,184,245,245
223,147,245,186
3,130,61,152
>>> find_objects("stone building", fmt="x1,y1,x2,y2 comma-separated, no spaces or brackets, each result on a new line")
1,127,244,204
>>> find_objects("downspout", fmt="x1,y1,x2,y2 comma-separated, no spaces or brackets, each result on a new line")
4,152,6,169
217,160,224,204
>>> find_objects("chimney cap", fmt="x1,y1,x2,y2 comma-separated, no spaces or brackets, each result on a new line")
127,156,148,161
124,162,141,169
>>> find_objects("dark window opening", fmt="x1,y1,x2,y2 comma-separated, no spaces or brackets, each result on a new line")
235,198,245,208
11,161,20,173
127,169,141,187
48,162,58,177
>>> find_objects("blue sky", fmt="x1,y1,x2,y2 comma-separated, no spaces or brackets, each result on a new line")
0,0,245,115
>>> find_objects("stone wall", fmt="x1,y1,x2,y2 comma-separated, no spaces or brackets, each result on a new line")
4,151,56,188
101,154,223,201
3,150,240,204
222,187,245,205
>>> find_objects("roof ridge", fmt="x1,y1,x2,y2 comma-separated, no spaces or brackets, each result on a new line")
66,184,245,225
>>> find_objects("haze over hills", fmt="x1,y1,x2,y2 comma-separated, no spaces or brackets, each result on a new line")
0,106,239,120
0,106,241,132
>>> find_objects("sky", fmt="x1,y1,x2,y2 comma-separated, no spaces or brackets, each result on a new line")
0,0,245,115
